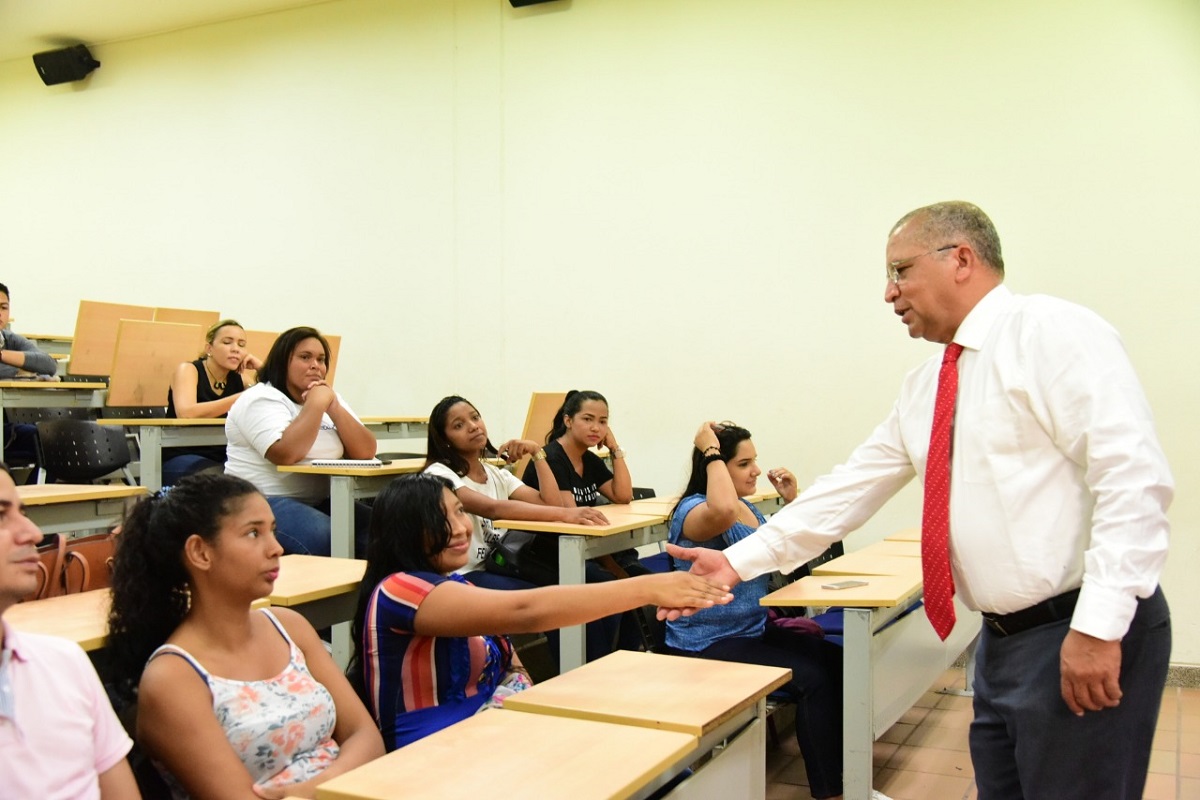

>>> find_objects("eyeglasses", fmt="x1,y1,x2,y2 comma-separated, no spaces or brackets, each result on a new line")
886,244,958,286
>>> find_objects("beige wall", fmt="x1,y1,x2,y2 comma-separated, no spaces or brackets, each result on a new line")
1,0,1197,660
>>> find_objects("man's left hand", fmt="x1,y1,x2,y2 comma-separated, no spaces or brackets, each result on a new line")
1060,629,1122,715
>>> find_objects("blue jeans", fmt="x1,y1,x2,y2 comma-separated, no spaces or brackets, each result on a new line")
162,454,223,487
266,495,371,558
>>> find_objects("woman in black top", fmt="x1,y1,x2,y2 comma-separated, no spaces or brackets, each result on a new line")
162,319,260,485
521,390,633,506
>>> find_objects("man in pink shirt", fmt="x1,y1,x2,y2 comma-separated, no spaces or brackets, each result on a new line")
0,464,141,799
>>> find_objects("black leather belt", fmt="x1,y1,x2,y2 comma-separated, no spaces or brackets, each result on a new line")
981,588,1080,637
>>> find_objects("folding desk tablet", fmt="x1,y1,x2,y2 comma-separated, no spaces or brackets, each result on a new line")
502,650,790,799
18,484,147,536
315,707,697,800
276,459,427,559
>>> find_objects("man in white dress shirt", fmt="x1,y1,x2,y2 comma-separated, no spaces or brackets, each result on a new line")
667,201,1172,799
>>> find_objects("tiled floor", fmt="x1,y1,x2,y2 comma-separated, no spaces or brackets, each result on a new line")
766,668,1200,800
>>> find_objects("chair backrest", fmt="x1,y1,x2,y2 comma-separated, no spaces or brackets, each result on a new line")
513,392,568,476
244,330,342,386
5,407,92,425
61,531,118,594
107,319,204,407
68,300,155,376
22,534,66,602
35,419,133,483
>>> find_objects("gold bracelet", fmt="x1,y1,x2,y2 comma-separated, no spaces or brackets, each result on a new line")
532,448,547,461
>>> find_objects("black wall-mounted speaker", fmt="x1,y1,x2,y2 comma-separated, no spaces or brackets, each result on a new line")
33,44,100,86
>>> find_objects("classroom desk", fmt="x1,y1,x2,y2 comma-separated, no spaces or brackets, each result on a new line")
884,527,922,542
0,381,107,460
5,588,112,651
810,550,925,579
492,507,668,672
629,489,784,520
359,415,429,444
763,573,979,800
18,483,147,536
269,554,366,667
7,555,358,654
504,649,790,799
316,706,698,800
97,418,226,492
277,459,426,558
860,539,922,558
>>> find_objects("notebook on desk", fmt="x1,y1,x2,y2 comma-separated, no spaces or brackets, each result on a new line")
307,458,385,468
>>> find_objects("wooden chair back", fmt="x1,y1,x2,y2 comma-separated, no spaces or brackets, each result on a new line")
245,331,342,386
107,319,204,407
68,300,155,376
512,392,567,476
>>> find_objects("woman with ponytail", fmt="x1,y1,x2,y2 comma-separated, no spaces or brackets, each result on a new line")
107,473,383,799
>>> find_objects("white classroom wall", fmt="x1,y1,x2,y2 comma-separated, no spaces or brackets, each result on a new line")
1,0,1197,661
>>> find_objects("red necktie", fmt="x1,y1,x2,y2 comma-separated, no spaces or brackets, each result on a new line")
922,342,964,641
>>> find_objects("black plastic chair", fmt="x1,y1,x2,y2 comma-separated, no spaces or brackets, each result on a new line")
34,420,135,484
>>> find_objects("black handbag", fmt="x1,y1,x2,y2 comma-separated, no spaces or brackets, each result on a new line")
484,531,559,586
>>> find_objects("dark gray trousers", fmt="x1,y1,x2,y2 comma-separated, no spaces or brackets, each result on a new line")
971,587,1171,800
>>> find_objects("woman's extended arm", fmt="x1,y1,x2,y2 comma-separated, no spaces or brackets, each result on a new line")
456,486,608,526
412,571,733,638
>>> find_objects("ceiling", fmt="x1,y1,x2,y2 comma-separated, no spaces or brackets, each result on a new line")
0,0,334,66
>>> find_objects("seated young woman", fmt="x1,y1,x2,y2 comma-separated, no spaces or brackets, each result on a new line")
106,473,385,800
162,319,261,486
664,421,847,800
349,473,733,751
423,394,621,663
224,326,376,557
523,389,649,573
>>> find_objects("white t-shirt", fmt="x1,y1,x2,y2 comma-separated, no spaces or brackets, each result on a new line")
425,460,526,573
225,382,362,502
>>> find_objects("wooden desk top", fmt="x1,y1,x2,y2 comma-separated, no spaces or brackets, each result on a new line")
493,506,666,537
884,527,922,542
5,589,111,650
860,539,921,558
0,380,105,390
19,484,147,505
269,555,366,606
761,573,923,608
22,333,74,343
359,415,429,424
315,707,696,800
96,417,224,427
277,458,426,478
811,551,924,578
502,650,790,737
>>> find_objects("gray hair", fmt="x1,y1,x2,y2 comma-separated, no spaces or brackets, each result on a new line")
892,201,1004,276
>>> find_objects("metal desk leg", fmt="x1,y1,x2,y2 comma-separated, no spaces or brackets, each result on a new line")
843,607,875,800
140,426,163,492
558,535,588,673
328,477,354,559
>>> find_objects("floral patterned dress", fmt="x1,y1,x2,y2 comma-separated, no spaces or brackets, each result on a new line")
148,608,340,797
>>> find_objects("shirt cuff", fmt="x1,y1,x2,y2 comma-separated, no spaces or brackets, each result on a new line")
1070,580,1141,641
725,534,777,583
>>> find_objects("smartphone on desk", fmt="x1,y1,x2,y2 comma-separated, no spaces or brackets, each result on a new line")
820,579,868,590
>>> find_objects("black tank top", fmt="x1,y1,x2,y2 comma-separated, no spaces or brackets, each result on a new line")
166,359,246,417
